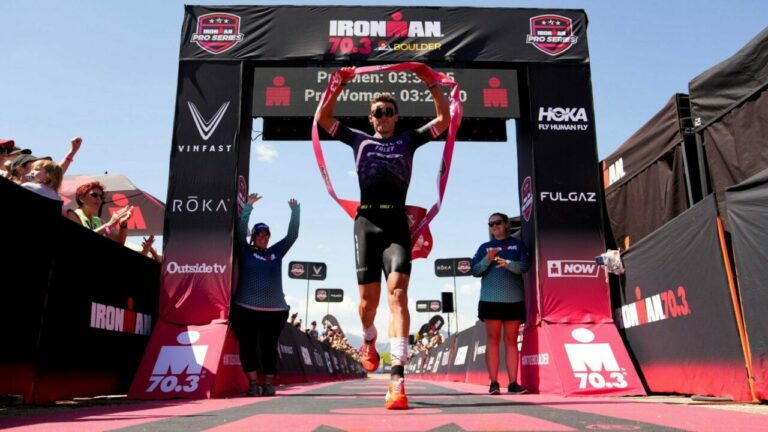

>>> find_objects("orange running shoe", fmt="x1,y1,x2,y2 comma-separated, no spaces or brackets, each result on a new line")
360,338,380,372
385,378,409,410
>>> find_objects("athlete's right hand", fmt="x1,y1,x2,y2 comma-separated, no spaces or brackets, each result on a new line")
288,198,299,208
248,193,262,205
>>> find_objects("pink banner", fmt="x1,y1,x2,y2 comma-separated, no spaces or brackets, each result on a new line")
312,62,463,259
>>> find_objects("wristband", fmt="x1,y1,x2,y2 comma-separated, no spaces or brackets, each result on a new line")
65,156,74,162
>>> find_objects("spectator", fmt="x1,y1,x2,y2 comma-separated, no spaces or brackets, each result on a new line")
230,193,299,398
21,159,63,201
289,312,298,325
307,321,319,339
471,212,530,396
66,181,133,245
58,137,82,175
7,154,51,184
141,234,162,262
1,136,81,178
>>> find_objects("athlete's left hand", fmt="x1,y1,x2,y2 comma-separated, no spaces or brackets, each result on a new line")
288,198,299,208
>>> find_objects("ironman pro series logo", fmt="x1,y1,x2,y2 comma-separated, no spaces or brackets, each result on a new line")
526,15,578,56
191,13,244,54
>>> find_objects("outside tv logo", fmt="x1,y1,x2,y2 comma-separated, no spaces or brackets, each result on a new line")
146,331,207,394
564,328,628,390
547,260,600,278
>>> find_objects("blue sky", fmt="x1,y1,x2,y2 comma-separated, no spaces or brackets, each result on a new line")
2,1,766,342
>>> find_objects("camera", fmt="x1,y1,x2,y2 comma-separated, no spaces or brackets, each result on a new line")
595,250,624,275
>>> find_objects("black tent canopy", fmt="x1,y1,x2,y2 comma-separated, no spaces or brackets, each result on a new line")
601,95,690,248
688,26,768,224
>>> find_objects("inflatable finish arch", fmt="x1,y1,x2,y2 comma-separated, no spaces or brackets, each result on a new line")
129,5,644,398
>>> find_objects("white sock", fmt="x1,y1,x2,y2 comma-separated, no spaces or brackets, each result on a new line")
389,337,408,363
363,325,377,341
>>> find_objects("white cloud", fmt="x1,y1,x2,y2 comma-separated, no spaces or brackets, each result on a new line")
459,280,481,295
255,143,279,162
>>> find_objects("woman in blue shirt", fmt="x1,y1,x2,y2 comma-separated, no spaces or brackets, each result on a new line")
231,193,299,397
472,212,530,396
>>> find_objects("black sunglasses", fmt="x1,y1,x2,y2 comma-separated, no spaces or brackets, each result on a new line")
371,107,396,119
89,192,104,199
488,220,505,227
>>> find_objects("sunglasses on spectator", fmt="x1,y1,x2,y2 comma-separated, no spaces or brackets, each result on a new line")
488,220,505,227
89,192,104,199
371,107,396,118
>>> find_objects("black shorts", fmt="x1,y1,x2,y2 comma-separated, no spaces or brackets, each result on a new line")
354,207,411,284
478,301,526,323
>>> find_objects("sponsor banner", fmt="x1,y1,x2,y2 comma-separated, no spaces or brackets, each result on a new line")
619,196,752,401
521,323,645,396
181,6,588,62
288,261,327,280
129,321,228,399
526,63,611,323
275,324,307,384
315,288,344,303
162,61,246,325
434,257,473,277
416,300,441,312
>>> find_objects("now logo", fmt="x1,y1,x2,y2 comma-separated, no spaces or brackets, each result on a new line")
547,260,600,278
538,107,588,122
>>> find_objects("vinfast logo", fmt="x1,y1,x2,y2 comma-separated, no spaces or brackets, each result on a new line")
547,260,600,278
190,13,244,54
166,262,227,274
146,331,207,394
521,176,533,221
171,196,229,213
537,107,589,132
526,15,578,56
564,328,629,390
188,101,230,142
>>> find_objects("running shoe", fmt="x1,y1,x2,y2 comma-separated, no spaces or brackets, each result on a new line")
246,382,261,397
508,382,528,395
261,383,276,397
360,337,380,372
488,381,500,395
385,378,409,410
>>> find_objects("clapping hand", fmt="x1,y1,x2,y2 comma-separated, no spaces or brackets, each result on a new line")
247,193,262,205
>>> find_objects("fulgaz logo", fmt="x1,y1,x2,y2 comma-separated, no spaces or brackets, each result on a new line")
146,331,207,394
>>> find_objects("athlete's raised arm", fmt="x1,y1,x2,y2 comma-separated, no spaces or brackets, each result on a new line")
316,67,355,134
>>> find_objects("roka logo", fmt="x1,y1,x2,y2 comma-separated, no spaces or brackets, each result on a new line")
547,260,600,278
146,331,206,394
171,196,229,213
290,263,305,277
564,328,628,390
526,14,578,56
190,13,244,54
188,101,230,141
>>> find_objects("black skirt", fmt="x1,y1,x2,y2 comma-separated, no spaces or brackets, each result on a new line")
478,300,526,323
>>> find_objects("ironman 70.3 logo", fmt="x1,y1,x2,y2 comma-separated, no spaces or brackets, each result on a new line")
147,330,207,394
191,13,244,54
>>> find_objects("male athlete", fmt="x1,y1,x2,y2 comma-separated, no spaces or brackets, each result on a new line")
316,66,450,409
